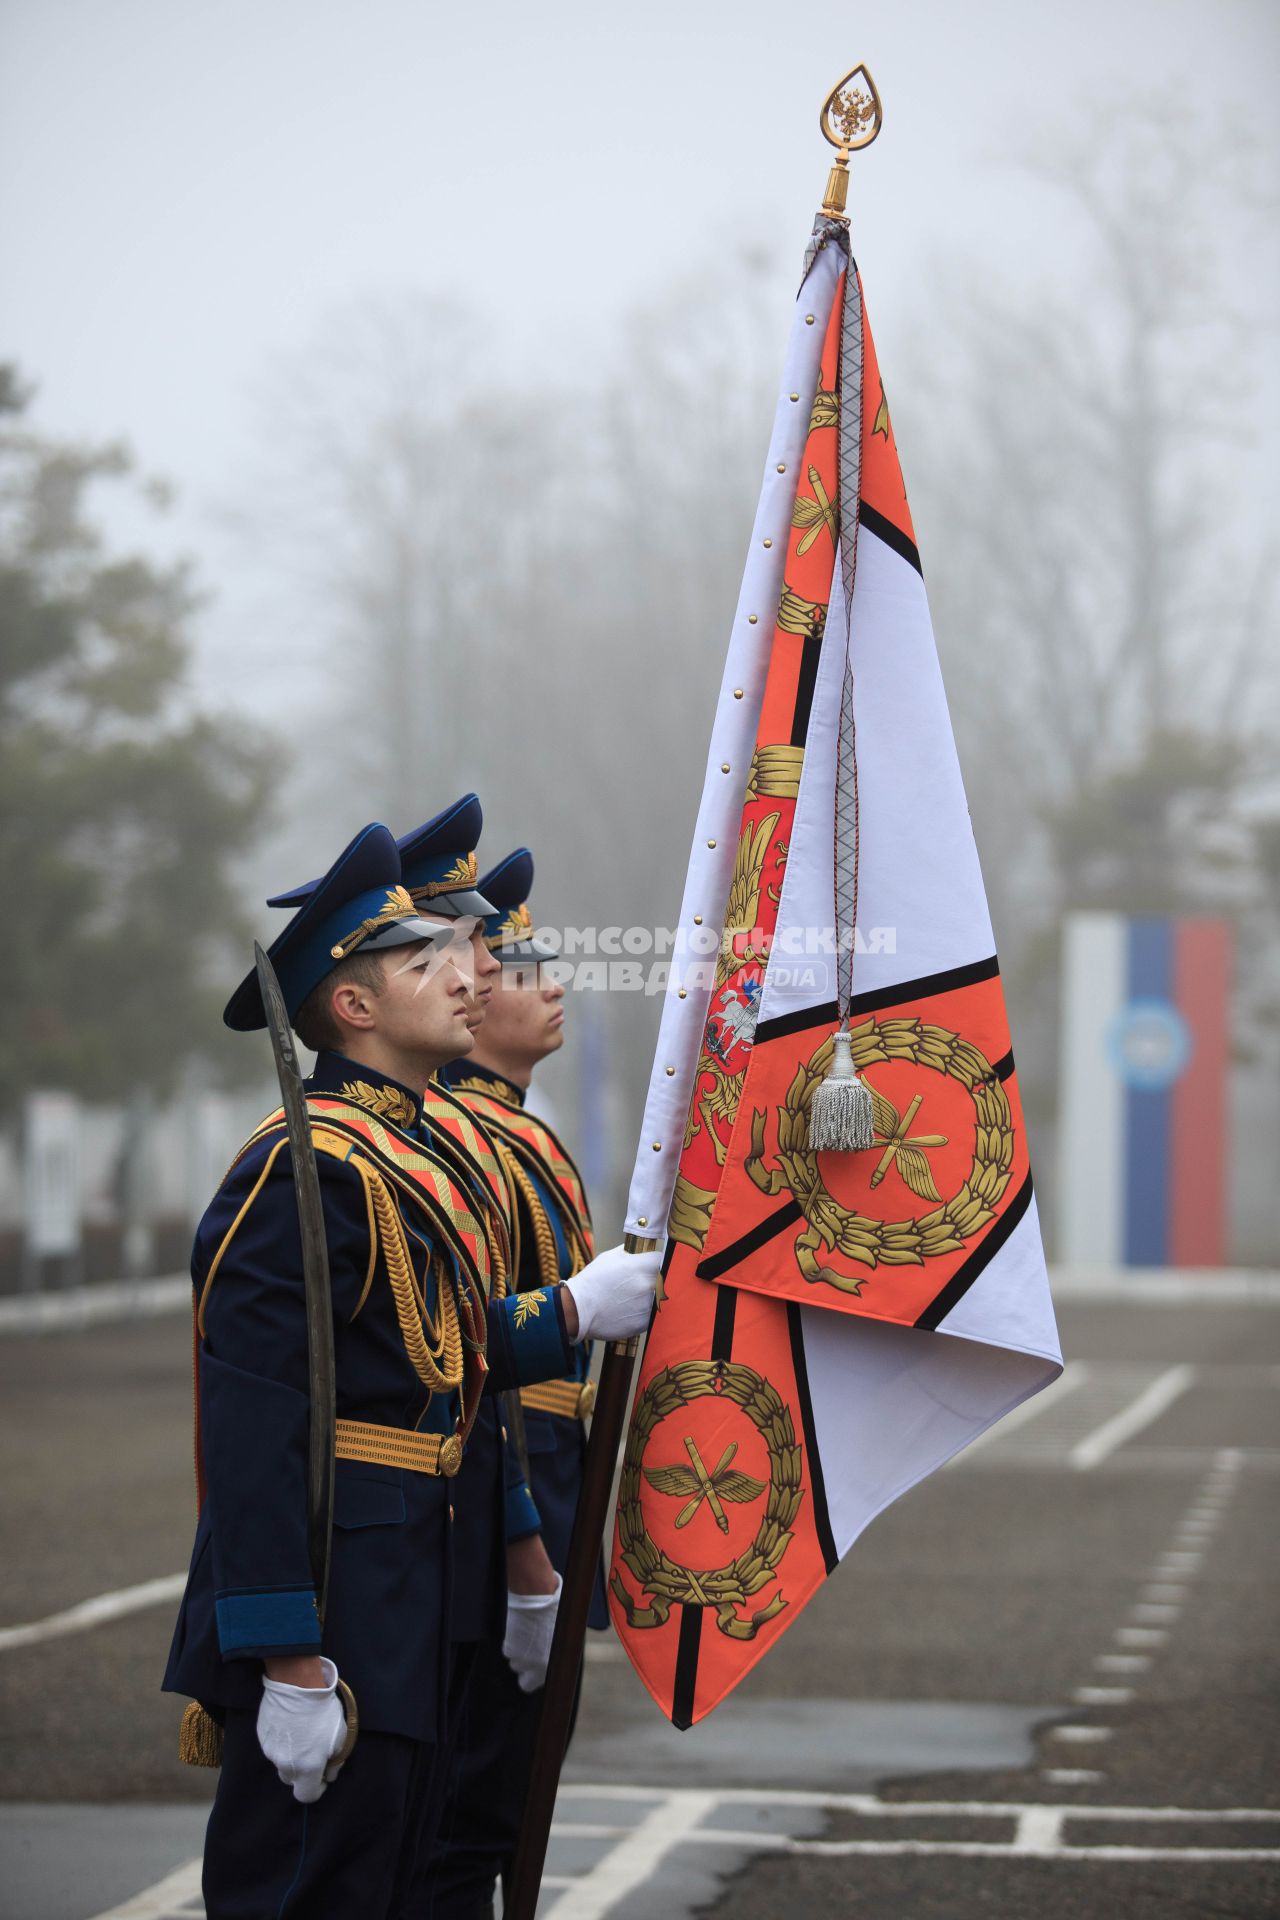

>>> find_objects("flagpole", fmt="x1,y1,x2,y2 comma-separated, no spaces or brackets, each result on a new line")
505,1237,655,1920
507,71,883,1912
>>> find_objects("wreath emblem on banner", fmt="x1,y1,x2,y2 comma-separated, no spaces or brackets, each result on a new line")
745,1016,1014,1292
611,1360,804,1641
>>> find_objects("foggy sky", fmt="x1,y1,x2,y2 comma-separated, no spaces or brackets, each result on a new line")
3,0,1276,677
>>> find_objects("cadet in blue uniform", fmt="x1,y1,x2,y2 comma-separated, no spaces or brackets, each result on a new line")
398,822,566,1727
425,848,607,1919
266,800,567,1755
163,817,659,1920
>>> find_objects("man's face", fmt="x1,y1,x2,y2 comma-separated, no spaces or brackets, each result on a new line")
378,916,501,1067
471,961,566,1075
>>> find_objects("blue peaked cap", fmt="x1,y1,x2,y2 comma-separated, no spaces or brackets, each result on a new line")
395,795,495,918
267,795,493,921
223,822,444,1033
477,848,560,961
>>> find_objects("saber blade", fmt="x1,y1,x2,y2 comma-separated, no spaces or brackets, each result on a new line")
254,943,337,1625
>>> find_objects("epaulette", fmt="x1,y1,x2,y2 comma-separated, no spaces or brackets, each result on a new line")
446,1077,594,1287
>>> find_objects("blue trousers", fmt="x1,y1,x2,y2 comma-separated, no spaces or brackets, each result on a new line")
203,1649,478,1919
202,1712,436,1919
417,1638,586,1920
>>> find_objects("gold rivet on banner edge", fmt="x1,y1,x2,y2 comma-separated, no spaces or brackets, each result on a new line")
748,614,758,624
733,689,743,699
763,537,773,548
707,839,717,848
721,763,730,772
638,1216,648,1226
790,392,800,401
693,915,703,925
665,1067,674,1076
652,1141,662,1151
806,314,815,325
678,989,688,999
777,463,786,473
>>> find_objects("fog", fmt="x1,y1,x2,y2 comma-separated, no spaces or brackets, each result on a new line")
2,0,1277,1263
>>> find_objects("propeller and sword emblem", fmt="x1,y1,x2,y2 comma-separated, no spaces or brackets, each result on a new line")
643,1437,766,1535
864,1083,949,1203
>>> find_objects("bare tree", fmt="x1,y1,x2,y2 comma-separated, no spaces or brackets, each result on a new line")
893,99,1278,1225
903,100,1277,942
233,255,790,1213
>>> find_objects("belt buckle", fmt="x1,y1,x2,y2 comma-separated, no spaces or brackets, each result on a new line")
576,1380,597,1420
439,1433,464,1477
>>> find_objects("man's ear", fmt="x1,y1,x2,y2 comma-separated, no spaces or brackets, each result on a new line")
330,979,378,1034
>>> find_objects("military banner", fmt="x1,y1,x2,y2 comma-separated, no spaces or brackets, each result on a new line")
612,114,1062,1728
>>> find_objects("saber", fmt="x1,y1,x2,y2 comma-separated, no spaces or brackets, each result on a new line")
254,943,357,1755
503,1387,532,1483
256,943,336,1614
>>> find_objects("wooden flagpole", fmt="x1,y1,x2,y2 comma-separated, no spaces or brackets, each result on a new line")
504,1237,655,1920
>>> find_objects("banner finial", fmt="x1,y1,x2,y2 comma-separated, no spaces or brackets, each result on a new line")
819,65,883,221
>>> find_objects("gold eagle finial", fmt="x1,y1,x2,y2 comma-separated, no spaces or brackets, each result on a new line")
819,65,883,222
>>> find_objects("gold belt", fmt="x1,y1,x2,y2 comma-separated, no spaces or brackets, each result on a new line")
335,1418,463,1477
520,1379,596,1422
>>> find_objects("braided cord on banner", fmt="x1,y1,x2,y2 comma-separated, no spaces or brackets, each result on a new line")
833,256,864,1021
802,216,874,1155
803,214,864,1020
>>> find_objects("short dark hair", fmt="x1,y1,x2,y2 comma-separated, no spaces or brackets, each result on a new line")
293,950,387,1054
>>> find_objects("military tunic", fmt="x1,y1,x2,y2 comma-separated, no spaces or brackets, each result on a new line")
422,1060,606,1917
163,1051,574,1917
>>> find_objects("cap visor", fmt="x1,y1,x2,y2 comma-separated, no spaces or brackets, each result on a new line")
495,935,560,963
428,889,497,919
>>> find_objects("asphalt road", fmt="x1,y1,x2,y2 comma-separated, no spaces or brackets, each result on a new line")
0,1292,1276,1919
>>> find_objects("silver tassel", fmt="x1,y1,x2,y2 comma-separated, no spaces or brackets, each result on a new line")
808,1028,875,1152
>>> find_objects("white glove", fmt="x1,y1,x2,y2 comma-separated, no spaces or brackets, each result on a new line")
257,1658,349,1803
564,1242,661,1343
502,1573,563,1693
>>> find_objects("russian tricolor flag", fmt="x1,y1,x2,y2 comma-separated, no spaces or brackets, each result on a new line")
1059,914,1232,1267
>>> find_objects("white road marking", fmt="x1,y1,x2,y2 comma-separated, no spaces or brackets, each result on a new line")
111,1790,1275,1920
89,1858,202,1918
544,1789,718,1919
1068,1365,1196,1471
557,1790,1280,1895
765,1838,1280,1862
1142,1584,1187,1602
1095,1653,1150,1673
1074,1685,1134,1705
543,1791,1280,1889
0,1573,186,1653
1013,1807,1064,1850
1050,1726,1114,1743
1154,1551,1203,1574
1115,1626,1168,1648
1041,1768,1106,1786
1131,1604,1179,1624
